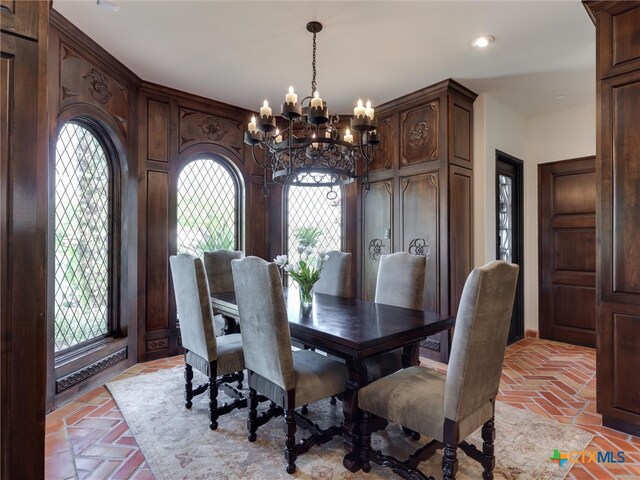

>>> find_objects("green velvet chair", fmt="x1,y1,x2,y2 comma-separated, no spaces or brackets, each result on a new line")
364,252,427,381
169,254,246,430
231,256,349,474
314,250,352,298
203,249,244,336
358,260,519,480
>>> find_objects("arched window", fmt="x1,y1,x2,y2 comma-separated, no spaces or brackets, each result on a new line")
286,183,343,271
177,157,240,256
54,122,113,352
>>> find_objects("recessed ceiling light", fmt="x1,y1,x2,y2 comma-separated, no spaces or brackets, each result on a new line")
555,93,566,100
96,0,119,13
471,35,495,48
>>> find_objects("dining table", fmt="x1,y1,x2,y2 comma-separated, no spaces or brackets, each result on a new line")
210,288,455,472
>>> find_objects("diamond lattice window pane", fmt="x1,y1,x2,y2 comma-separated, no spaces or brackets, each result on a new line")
54,123,111,352
287,182,343,285
177,159,238,257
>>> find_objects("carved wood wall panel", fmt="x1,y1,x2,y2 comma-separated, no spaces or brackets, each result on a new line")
449,166,473,316
147,99,169,162
611,313,640,414
370,114,395,172
178,107,243,156
611,80,640,295
612,7,640,68
145,171,170,332
452,102,472,168
58,42,129,135
400,100,439,167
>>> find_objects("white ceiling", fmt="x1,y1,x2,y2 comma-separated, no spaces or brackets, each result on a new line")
52,0,596,118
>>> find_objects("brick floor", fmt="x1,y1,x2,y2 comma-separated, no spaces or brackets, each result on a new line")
45,339,639,479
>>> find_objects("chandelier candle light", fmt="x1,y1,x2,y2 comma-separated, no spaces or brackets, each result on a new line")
244,21,380,194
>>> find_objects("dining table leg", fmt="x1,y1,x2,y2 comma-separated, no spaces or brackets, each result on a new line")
402,341,421,368
342,357,367,472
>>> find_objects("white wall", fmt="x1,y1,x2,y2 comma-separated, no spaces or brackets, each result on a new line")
473,95,595,333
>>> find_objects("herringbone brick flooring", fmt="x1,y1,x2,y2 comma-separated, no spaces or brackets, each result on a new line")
45,339,640,479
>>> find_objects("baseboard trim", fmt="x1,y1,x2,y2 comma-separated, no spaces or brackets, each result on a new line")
525,329,539,338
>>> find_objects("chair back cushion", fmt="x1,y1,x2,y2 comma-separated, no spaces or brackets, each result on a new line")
169,254,217,361
203,250,244,294
314,251,352,297
375,252,426,310
444,260,519,421
231,256,294,391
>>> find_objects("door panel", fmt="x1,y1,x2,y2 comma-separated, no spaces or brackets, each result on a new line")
539,157,596,346
361,181,392,301
399,173,440,313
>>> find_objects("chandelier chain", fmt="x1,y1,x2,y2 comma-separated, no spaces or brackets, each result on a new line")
311,30,317,94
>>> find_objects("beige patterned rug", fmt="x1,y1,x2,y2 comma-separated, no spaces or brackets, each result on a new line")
107,367,591,480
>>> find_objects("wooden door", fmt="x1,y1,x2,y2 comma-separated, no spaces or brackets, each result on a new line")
539,157,596,347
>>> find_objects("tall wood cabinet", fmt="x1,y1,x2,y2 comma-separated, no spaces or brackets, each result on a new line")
360,79,476,362
1,1,49,478
585,0,640,436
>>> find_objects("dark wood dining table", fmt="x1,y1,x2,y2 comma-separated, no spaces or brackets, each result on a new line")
210,288,454,472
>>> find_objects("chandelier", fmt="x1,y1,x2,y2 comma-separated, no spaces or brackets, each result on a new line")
244,21,379,194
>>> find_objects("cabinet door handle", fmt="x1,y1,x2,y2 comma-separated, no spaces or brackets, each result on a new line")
368,239,384,261
408,238,431,258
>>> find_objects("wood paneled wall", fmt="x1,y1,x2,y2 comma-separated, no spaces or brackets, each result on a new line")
1,2,49,478
359,80,476,362
138,83,268,361
585,0,640,436
46,12,270,389
47,12,140,408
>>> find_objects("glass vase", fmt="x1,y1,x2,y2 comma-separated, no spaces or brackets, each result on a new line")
298,282,314,312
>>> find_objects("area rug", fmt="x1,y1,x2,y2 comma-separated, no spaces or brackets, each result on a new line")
107,367,592,480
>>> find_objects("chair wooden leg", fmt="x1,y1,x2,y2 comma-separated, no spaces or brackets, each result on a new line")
237,370,244,389
284,409,297,474
301,405,309,414
330,396,337,405
209,374,218,430
360,410,372,473
184,363,193,409
248,387,258,442
442,443,458,480
481,417,495,480
402,426,421,440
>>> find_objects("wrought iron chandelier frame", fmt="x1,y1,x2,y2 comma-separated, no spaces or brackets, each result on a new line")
243,21,379,194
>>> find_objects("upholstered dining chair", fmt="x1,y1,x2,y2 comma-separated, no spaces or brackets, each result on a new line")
169,254,246,430
364,252,427,381
203,249,244,336
314,250,352,298
231,256,349,474
358,260,519,480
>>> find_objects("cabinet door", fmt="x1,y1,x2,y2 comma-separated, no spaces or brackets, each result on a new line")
398,172,448,361
399,173,440,313
361,181,392,301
